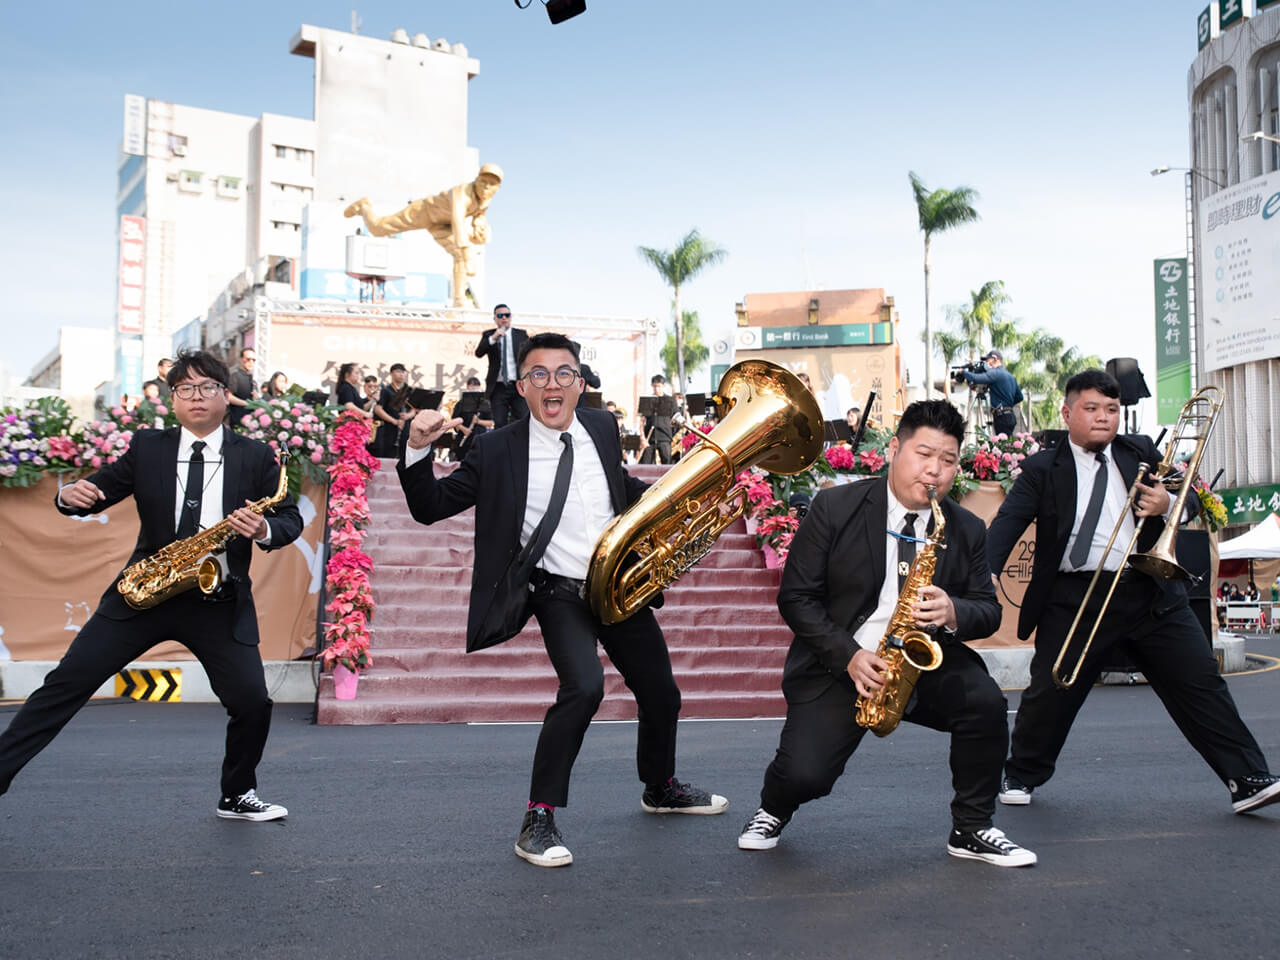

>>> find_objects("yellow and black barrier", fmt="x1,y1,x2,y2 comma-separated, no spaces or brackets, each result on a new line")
115,668,181,702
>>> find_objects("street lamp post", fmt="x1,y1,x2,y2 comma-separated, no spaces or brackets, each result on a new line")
1150,166,1221,394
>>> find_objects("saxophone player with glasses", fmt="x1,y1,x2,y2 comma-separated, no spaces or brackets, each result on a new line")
0,349,302,821
738,400,1037,866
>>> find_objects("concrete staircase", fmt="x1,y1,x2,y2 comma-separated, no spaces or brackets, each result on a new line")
316,461,792,724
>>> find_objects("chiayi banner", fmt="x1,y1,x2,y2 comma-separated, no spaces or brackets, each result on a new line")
1196,172,1280,372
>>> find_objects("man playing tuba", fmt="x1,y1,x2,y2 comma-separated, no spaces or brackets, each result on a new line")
737,400,1037,866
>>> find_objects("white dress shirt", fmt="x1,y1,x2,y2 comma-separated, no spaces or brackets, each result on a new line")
493,331,518,382
852,483,922,652
175,428,272,545
1058,438,1183,573
523,414,614,580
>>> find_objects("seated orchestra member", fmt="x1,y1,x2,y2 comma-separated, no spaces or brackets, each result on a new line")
398,332,727,868
453,375,494,461
986,369,1280,814
737,399,1036,866
0,349,302,820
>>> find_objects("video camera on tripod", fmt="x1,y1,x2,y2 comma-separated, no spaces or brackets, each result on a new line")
949,359,987,387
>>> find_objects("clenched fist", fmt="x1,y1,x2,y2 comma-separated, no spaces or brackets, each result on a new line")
407,409,463,449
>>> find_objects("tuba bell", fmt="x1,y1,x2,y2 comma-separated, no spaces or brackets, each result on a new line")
587,360,824,625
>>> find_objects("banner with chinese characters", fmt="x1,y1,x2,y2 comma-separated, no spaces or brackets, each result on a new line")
117,215,145,335
1153,258,1190,423
1218,483,1280,526
1195,171,1280,371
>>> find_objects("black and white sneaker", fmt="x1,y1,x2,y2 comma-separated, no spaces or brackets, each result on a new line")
947,827,1037,867
514,808,573,868
737,808,788,850
998,775,1033,806
1230,773,1280,814
216,789,288,822
641,778,728,815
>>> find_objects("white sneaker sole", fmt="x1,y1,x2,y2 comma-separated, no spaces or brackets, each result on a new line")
514,843,573,867
737,834,780,850
642,794,729,815
216,807,288,822
998,791,1032,806
947,845,1037,867
1232,779,1280,813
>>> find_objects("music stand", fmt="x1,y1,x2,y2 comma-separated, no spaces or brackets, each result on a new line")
685,393,710,419
824,420,852,444
580,391,603,410
407,388,443,411
621,435,642,453
301,390,329,407
637,396,658,418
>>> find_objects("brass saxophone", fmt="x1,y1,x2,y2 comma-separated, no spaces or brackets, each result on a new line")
854,487,947,737
117,457,289,610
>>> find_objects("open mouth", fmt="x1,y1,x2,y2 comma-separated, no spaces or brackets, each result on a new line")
542,395,565,414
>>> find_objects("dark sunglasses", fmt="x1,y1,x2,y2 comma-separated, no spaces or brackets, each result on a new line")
495,312,511,319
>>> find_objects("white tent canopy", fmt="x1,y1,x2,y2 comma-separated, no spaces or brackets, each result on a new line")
1218,512,1280,560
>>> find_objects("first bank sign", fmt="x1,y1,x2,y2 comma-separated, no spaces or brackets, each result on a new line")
1200,1,1280,50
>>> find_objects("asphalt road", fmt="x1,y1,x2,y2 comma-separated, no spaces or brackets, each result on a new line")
2,637,1279,960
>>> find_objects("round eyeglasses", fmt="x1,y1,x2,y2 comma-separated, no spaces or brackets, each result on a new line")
522,366,581,389
173,381,225,400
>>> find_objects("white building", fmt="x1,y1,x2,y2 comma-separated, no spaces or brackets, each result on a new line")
23,326,113,423
1187,1,1280,528
95,23,485,400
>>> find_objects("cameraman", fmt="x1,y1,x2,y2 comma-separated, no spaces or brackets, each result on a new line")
958,349,1022,436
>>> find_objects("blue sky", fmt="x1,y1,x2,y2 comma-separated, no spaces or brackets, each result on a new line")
1,1,1210,416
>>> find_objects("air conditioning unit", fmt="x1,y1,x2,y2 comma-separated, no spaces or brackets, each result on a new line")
173,144,187,157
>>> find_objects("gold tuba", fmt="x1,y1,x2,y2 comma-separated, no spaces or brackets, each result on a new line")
117,456,289,610
587,360,823,625
855,487,946,736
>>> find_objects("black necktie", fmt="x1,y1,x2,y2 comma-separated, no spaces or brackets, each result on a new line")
1069,452,1109,570
523,434,574,570
177,440,206,538
898,512,918,593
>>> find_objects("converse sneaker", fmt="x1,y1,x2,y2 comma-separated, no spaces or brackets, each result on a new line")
998,775,1033,805
514,808,573,868
1230,773,1280,814
216,789,288,822
641,778,729,815
737,808,788,850
947,827,1037,867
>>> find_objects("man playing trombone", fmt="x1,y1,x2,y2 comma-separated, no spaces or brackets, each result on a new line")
986,370,1279,814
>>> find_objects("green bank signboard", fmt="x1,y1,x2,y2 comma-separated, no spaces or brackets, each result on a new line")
1154,258,1191,423
759,322,894,348
1218,484,1280,526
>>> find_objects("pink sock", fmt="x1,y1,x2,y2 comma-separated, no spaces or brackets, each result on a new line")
528,801,555,812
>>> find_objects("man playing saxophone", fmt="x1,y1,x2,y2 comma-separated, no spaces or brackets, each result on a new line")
0,349,302,821
737,400,1037,866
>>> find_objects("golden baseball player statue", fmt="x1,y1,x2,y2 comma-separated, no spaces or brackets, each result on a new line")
343,163,503,307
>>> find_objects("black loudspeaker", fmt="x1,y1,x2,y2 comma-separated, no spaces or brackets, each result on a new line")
1177,530,1211,599
1105,357,1152,406
545,0,586,23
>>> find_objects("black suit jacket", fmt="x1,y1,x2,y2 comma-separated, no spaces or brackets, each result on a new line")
397,407,648,650
986,433,1192,640
54,427,303,643
475,327,529,390
777,476,1001,704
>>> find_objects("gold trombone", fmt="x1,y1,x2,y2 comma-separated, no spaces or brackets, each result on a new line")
1052,385,1224,689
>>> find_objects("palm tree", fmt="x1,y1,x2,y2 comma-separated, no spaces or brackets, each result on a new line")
638,229,727,396
921,328,967,400
909,172,980,396
661,310,710,384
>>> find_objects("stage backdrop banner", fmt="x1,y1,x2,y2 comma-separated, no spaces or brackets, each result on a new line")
0,476,327,663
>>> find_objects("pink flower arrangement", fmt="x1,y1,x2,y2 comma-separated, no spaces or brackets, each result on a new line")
680,421,715,452
320,412,380,675
824,445,855,470
957,431,1040,495
857,448,886,473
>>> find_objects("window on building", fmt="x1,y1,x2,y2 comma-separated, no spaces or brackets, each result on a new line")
217,176,242,199
167,134,189,157
178,170,204,194
274,144,287,159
